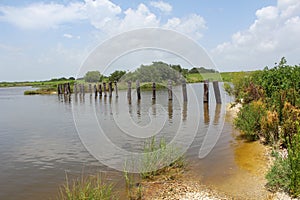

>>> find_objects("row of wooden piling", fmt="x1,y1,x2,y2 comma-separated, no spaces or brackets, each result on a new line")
57,83,71,95
58,80,222,104
73,81,119,98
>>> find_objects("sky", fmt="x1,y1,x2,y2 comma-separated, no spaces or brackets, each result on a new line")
0,0,300,81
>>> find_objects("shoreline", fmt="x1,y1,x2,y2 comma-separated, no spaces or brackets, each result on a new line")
139,103,283,200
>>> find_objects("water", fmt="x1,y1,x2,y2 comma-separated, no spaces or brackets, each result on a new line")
0,84,235,200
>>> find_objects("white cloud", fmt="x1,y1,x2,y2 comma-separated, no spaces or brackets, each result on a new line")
0,0,206,41
63,33,73,39
63,33,81,39
150,1,172,13
211,0,300,71
0,2,85,29
164,14,207,40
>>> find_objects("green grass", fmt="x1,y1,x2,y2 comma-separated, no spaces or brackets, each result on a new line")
57,173,116,200
139,137,185,179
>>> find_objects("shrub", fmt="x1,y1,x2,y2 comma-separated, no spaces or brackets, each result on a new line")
261,110,279,144
266,151,291,192
234,100,266,141
287,126,300,197
282,102,300,147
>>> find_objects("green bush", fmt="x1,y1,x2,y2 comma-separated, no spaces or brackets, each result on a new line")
266,151,291,192
234,100,266,141
287,126,300,197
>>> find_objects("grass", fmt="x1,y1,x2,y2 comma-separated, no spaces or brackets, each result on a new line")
57,173,116,200
139,136,186,179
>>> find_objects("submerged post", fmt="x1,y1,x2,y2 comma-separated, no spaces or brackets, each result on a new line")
213,81,222,104
108,81,112,98
67,82,71,94
152,82,156,100
203,80,209,103
182,79,187,102
94,85,97,97
74,83,78,94
168,80,173,101
114,81,118,98
127,81,132,104
99,84,102,97
89,84,92,96
136,80,141,100
82,84,85,95
103,82,107,97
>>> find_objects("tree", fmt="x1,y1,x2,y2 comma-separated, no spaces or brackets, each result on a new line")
109,70,126,82
84,71,102,82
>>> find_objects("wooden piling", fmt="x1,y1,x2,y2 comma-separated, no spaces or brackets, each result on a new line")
103,82,107,97
67,83,71,94
168,80,172,101
213,81,222,104
182,79,187,102
94,85,97,97
82,84,85,95
127,81,132,104
74,83,78,94
89,84,92,96
108,82,112,98
99,84,102,97
203,80,209,103
114,81,118,98
57,84,62,95
152,82,156,100
136,80,141,100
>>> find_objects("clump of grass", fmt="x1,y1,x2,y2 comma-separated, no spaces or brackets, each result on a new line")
140,136,186,179
57,173,116,200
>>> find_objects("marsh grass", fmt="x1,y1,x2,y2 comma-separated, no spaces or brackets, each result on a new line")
140,137,186,179
57,173,116,200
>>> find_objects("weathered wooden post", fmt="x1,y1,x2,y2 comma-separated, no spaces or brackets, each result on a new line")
203,103,209,124
136,80,141,100
82,84,85,95
127,81,132,104
114,81,118,98
74,83,78,94
63,83,67,94
79,84,82,94
94,85,97,97
152,82,156,100
103,82,107,97
89,84,92,96
99,84,102,97
57,84,61,95
182,79,188,102
203,80,209,103
213,81,222,104
108,81,112,98
168,80,172,101
67,82,71,94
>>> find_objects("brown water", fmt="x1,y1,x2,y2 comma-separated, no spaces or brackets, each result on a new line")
0,84,268,200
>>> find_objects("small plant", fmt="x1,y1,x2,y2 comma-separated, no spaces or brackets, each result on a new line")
57,173,116,200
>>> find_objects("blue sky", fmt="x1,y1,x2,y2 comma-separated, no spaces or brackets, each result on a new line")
0,0,299,81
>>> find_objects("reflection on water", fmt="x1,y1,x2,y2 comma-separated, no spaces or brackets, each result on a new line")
0,83,233,200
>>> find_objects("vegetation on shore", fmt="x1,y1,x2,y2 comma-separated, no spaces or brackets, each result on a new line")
229,57,300,197
57,174,116,200
1,61,254,97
